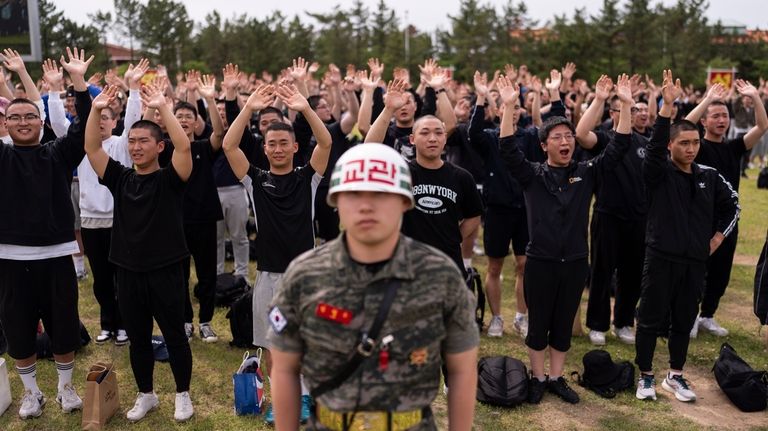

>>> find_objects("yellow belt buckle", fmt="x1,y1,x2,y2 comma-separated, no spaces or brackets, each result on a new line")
351,411,386,430
392,409,422,430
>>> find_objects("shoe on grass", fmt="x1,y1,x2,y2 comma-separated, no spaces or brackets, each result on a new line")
95,330,113,344
126,392,159,422
662,374,696,402
487,316,503,337
527,375,547,404
174,391,194,422
636,374,657,400
698,317,729,336
613,326,636,344
19,390,45,419
589,330,606,346
56,383,82,412
547,376,580,404
115,329,129,346
200,323,219,343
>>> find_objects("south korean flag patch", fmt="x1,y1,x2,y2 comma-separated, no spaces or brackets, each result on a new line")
269,306,288,334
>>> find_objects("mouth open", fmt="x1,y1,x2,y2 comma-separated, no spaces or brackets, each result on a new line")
559,149,570,157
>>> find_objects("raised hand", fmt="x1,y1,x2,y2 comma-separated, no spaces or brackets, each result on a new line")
594,75,613,101
661,69,683,105
419,58,438,82
222,63,239,91
308,61,320,76
367,58,384,80
615,73,633,104
60,47,94,79
545,69,562,91
197,74,217,99
245,84,275,112
497,75,520,106
184,70,200,92
473,70,489,97
1,48,26,73
704,82,727,101
124,58,149,87
93,85,118,110
426,66,449,90
383,79,409,110
392,67,410,88
276,83,309,112
342,75,358,92
327,63,342,87
42,58,64,90
359,70,378,92
141,82,166,109
530,75,542,94
734,79,759,99
87,72,103,86
288,57,308,82
504,64,518,82
561,62,576,81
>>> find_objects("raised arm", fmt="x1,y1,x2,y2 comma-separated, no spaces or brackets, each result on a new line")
85,86,118,177
326,64,343,122
277,83,332,175
498,75,520,139
144,83,192,180
58,47,93,166
357,65,380,136
287,57,310,99
197,74,225,150
734,79,768,150
121,58,149,137
684,83,727,124
2,48,40,102
645,70,682,187
42,58,70,137
426,64,457,136
545,69,562,107
0,68,12,100
223,84,275,179
498,75,536,186
365,79,408,144
575,75,612,150
530,76,542,128
340,75,360,135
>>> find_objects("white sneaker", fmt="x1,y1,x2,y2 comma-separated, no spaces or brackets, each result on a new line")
126,392,159,422
698,317,729,336
613,326,636,344
635,374,657,400
589,330,606,346
514,315,529,338
487,316,504,337
199,323,219,343
174,391,194,422
115,329,129,346
689,317,700,338
662,374,696,402
19,390,45,419
95,330,112,344
56,383,82,412
184,323,193,341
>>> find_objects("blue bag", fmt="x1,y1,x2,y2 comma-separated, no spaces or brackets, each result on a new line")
233,349,264,415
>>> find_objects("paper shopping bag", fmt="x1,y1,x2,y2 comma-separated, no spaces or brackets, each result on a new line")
0,357,11,417
81,362,119,430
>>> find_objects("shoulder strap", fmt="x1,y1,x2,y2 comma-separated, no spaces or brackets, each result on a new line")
311,279,401,399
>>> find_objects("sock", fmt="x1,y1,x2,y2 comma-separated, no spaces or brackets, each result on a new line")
463,258,472,269
535,375,547,382
668,370,682,379
16,363,40,393
549,374,561,381
515,312,526,320
300,374,309,396
493,314,501,319
56,360,75,392
73,255,85,273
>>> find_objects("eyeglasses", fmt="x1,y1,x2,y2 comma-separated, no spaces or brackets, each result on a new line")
548,133,574,141
6,113,40,122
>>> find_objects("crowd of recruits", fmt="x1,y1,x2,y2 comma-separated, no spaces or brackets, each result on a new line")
0,44,764,429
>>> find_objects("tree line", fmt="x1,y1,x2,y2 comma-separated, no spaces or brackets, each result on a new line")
35,0,768,87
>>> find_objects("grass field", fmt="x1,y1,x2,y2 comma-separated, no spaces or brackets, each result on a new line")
1,170,767,430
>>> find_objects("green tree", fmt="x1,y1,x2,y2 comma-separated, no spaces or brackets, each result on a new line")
439,0,499,82
138,0,193,73
113,0,143,61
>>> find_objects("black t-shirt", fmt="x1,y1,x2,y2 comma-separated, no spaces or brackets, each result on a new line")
100,158,189,271
160,139,224,223
696,136,747,191
402,161,484,272
383,124,414,161
247,164,321,273
590,130,649,220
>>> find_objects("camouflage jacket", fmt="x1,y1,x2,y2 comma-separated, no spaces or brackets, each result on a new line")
268,233,478,421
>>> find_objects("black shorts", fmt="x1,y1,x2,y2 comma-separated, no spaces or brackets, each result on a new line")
483,206,528,258
0,256,80,359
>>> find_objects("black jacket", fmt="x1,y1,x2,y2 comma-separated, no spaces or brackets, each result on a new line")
643,116,740,263
500,131,631,262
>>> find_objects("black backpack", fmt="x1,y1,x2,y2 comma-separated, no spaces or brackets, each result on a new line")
758,167,768,189
227,288,256,348
713,342,768,412
215,273,250,307
476,356,528,407
574,350,635,398
466,267,485,331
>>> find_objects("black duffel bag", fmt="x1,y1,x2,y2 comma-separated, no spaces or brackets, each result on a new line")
712,342,768,412
476,356,528,407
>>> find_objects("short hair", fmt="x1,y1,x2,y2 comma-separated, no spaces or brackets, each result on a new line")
670,119,699,141
101,107,116,119
173,101,198,119
259,106,284,120
7,98,41,114
703,100,728,118
538,116,575,142
129,120,164,142
307,95,325,111
412,115,444,132
265,121,295,138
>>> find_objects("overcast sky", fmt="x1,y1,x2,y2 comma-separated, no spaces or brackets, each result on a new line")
52,0,767,38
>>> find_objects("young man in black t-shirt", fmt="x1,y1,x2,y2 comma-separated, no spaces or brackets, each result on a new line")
223,82,331,424
85,83,195,422
684,81,768,337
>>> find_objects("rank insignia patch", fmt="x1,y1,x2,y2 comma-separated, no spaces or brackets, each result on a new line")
409,348,428,366
315,303,353,325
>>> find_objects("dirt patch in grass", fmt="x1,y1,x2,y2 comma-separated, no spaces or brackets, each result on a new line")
733,254,759,266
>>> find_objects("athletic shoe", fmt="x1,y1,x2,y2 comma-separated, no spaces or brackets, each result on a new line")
95,330,113,344
472,245,485,256
184,323,194,341
300,394,312,423
19,390,45,419
589,330,606,346
174,391,194,422
126,392,159,422
689,318,700,338
527,375,547,404
115,330,129,346
487,316,504,337
662,374,696,402
514,315,528,338
636,374,657,400
613,326,636,344
76,269,88,280
547,376,580,404
698,317,729,337
56,383,82,412
199,323,218,343
264,403,274,425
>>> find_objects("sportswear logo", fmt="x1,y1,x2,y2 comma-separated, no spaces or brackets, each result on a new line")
569,177,582,184
636,147,646,158
698,182,706,189
261,182,276,188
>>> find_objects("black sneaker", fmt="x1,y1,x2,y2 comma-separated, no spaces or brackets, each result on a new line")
548,376,580,404
527,375,547,404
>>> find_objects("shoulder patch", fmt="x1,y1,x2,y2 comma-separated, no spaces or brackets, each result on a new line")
268,306,288,333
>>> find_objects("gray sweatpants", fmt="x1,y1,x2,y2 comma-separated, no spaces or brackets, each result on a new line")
216,185,250,278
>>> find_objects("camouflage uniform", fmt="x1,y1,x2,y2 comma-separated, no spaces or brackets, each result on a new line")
267,233,479,430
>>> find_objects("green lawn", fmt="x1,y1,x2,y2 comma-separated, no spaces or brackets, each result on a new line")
1,170,767,430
